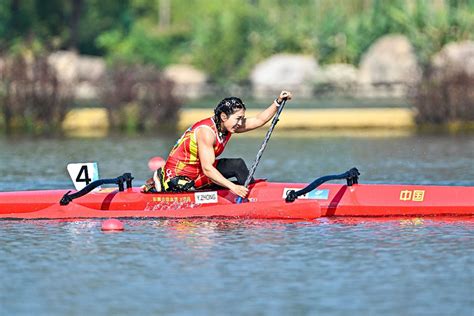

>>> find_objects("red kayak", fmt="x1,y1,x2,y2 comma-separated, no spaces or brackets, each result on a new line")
0,170,472,220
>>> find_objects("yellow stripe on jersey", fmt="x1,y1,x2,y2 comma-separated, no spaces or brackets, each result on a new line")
189,130,199,164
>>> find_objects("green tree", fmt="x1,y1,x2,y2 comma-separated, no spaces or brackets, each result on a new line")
1,0,472,82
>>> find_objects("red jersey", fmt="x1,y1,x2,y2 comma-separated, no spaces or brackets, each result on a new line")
163,117,231,188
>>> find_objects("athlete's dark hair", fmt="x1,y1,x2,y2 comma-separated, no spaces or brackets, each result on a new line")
213,97,246,132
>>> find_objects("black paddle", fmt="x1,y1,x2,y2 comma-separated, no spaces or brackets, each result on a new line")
236,97,289,203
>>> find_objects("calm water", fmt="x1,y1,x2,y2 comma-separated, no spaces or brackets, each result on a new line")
0,133,473,315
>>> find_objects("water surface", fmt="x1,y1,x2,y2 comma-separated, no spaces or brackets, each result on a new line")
0,133,473,315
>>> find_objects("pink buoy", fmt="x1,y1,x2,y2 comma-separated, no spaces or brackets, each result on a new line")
101,219,124,231
148,156,165,171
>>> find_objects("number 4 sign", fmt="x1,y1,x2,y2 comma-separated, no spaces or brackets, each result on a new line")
67,163,100,190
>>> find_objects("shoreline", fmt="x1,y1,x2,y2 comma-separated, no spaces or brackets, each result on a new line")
3,107,473,137
61,107,415,132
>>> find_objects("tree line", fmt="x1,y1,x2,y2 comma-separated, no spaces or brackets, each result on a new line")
0,0,472,134
1,0,472,83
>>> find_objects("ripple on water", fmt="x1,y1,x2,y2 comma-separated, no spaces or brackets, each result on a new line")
0,135,473,315
0,218,473,315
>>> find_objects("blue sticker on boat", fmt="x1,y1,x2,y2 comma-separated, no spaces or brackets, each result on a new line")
308,189,329,200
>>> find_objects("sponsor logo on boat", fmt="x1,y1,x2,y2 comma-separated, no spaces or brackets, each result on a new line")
282,188,329,200
399,190,425,202
153,196,192,203
195,191,218,204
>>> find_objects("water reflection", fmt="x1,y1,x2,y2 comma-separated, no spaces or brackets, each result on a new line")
1,216,473,315
1,133,473,315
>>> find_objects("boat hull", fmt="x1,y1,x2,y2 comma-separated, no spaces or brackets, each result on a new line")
0,181,472,219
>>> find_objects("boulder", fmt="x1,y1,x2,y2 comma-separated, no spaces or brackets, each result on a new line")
359,35,421,87
416,40,474,123
164,64,208,99
431,40,474,80
250,54,319,99
317,63,358,94
48,50,79,84
48,51,106,100
75,81,99,100
76,55,106,82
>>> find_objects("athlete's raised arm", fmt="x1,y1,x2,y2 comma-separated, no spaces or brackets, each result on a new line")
235,90,292,133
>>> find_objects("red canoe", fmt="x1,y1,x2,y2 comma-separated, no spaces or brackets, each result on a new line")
0,180,472,220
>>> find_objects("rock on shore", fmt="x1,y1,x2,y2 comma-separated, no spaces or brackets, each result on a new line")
250,54,320,99
37,37,471,102
358,34,421,98
48,51,105,100
431,40,474,80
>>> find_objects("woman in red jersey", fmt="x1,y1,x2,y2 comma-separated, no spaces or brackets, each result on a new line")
143,90,292,198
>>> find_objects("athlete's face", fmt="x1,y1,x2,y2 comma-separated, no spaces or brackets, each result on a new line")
221,109,245,133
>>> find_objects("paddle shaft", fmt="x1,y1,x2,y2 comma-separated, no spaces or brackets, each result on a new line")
237,99,287,203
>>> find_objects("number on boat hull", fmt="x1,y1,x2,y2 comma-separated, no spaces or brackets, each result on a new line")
67,162,100,190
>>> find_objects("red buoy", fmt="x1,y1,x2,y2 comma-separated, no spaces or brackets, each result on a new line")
148,156,165,171
101,219,124,231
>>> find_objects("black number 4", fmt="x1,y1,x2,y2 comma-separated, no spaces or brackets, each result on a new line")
76,165,92,184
